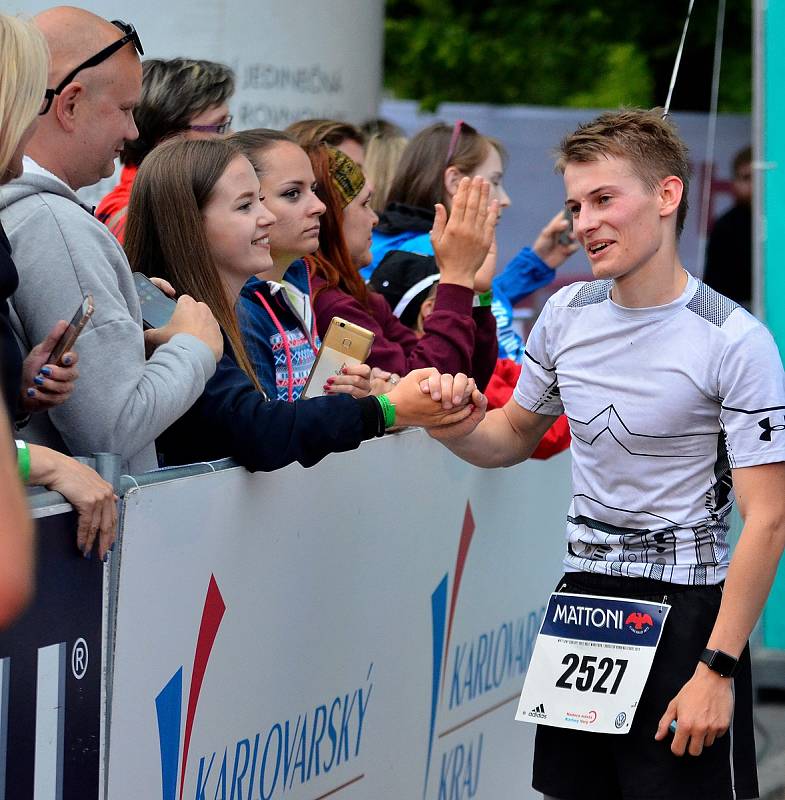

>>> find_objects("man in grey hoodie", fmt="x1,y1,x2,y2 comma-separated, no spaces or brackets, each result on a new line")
1,7,223,473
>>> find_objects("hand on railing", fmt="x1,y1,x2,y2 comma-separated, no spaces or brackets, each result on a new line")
27,445,117,560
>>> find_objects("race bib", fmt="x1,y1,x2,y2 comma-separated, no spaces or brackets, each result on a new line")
516,592,670,735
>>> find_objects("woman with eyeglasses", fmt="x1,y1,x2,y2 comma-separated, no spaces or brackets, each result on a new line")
0,13,117,572
124,137,481,471
96,57,235,244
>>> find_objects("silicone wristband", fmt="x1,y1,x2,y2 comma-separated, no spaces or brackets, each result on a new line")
474,289,493,308
15,439,31,483
377,394,396,429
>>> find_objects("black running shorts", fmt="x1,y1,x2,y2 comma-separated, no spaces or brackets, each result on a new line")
532,571,758,800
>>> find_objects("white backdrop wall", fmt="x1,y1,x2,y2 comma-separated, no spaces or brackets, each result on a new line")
9,0,384,205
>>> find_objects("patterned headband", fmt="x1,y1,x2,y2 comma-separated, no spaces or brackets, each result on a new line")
327,145,365,208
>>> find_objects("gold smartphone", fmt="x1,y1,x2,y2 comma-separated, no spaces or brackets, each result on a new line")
48,294,95,365
303,317,375,399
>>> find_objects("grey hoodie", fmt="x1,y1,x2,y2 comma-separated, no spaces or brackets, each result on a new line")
0,159,217,473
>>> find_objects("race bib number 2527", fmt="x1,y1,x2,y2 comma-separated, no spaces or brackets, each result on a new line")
515,592,670,735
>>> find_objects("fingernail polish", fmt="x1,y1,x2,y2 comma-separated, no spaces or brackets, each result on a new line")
63,355,72,365
326,377,335,384
40,367,52,376
84,551,92,560
34,376,45,386
102,553,110,563
27,388,36,397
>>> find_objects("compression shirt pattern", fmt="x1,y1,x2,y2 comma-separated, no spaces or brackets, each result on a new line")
513,274,785,584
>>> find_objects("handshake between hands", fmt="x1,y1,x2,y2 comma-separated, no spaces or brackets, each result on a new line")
383,367,487,436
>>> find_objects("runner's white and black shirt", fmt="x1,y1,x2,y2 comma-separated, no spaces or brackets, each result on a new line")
514,273,785,585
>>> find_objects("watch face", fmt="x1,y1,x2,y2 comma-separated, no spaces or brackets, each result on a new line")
708,649,738,676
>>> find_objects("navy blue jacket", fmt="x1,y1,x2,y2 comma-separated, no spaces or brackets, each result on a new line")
156,334,380,471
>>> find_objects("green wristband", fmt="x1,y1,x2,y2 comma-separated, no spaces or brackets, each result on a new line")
475,289,493,308
377,394,396,429
15,439,30,483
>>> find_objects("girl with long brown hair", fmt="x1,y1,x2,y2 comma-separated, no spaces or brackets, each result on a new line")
125,137,480,470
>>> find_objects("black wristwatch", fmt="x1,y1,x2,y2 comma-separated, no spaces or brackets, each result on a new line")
699,648,740,678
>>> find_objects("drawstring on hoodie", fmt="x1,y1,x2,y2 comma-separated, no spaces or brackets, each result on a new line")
254,269,318,402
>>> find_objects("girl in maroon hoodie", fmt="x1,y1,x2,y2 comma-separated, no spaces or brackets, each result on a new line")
301,144,499,391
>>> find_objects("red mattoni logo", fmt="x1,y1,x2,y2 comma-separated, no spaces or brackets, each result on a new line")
625,611,654,635
155,575,225,800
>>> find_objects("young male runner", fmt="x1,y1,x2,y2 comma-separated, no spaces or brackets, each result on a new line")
429,109,785,800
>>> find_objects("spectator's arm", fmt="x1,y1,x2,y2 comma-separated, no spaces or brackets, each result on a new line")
8,204,216,463
492,246,555,308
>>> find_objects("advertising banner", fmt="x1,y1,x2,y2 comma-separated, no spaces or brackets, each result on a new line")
106,431,572,799
0,509,104,800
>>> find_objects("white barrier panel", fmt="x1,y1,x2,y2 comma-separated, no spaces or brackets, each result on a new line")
106,431,571,799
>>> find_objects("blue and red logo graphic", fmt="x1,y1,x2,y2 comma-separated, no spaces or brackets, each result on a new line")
423,501,476,798
624,611,654,635
155,574,225,800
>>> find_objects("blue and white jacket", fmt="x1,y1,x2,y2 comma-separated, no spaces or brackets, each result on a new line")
238,260,320,402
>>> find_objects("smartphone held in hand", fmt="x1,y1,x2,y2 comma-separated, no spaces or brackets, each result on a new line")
48,294,94,365
303,317,374,399
133,272,177,330
558,207,573,247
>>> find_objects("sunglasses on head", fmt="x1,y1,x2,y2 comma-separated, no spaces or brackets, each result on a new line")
445,119,468,166
39,20,144,116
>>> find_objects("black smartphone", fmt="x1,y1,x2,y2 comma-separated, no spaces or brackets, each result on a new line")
558,208,573,246
49,294,94,365
133,272,177,330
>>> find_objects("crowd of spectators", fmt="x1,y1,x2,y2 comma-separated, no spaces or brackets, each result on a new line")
0,6,575,622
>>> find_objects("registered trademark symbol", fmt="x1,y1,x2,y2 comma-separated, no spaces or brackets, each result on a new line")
71,638,88,680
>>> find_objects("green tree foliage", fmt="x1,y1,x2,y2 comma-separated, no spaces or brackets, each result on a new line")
384,0,751,112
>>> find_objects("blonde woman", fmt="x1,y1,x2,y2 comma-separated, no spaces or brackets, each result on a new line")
0,14,116,567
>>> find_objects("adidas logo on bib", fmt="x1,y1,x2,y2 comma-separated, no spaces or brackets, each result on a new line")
528,703,547,719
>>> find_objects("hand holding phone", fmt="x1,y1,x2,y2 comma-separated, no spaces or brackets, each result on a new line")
20,296,93,413
303,317,375,399
142,293,224,362
532,209,579,269
133,272,177,330
48,294,94,365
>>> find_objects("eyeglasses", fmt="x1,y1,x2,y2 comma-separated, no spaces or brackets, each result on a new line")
187,115,234,136
39,20,144,116
445,119,467,165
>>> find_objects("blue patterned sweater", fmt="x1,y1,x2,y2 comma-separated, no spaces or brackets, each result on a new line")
238,260,320,401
